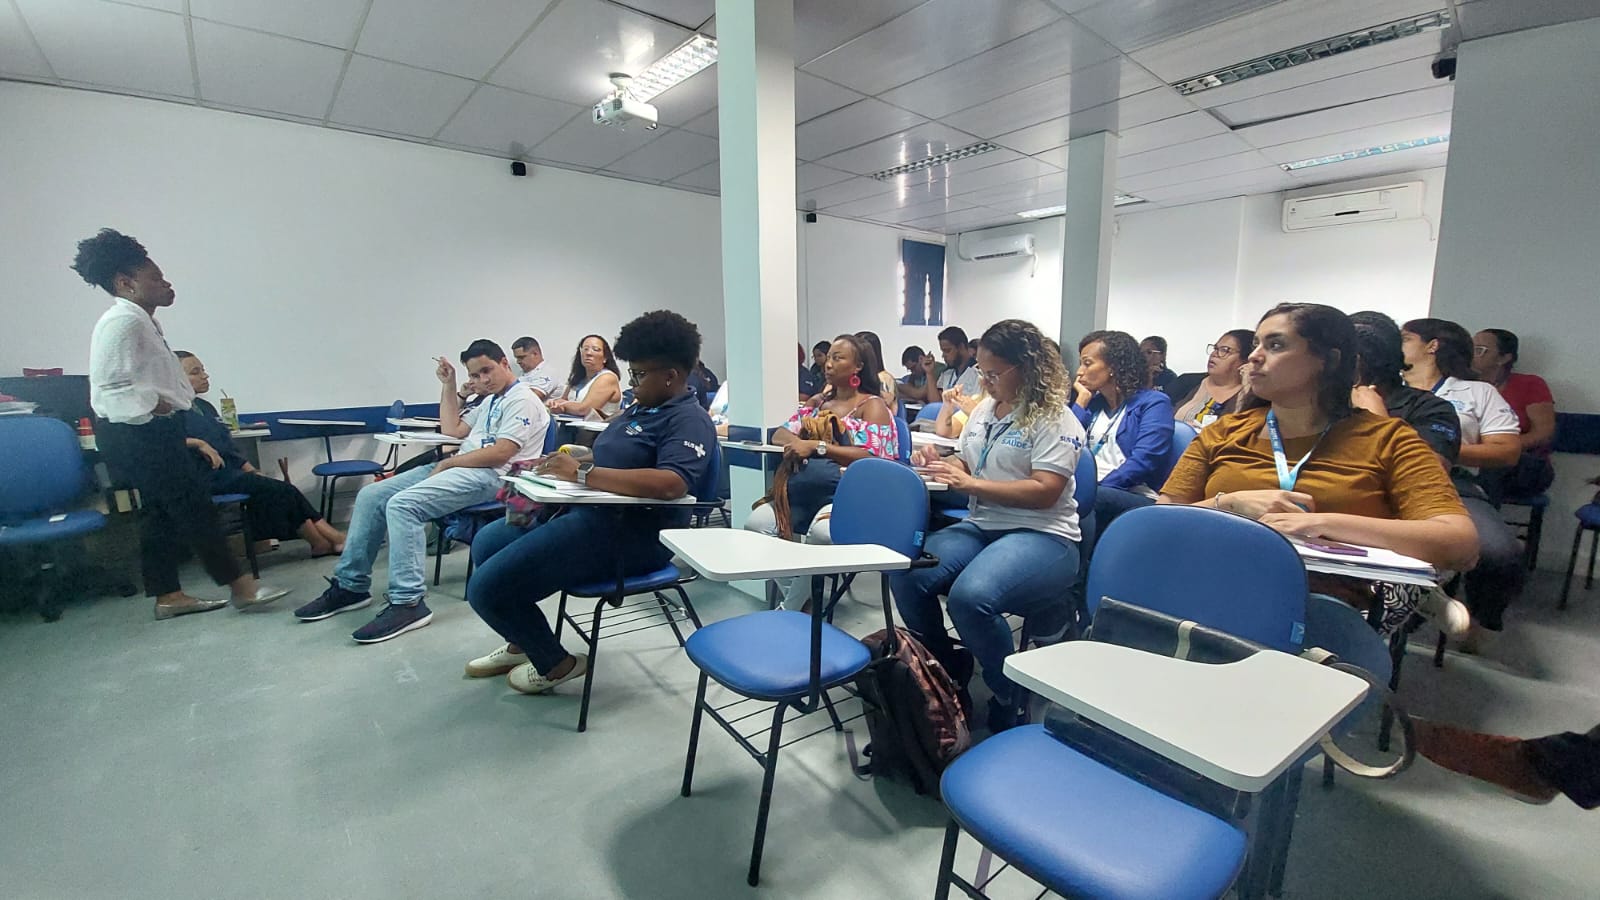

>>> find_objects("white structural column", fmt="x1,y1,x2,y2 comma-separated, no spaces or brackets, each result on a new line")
715,0,797,525
1058,131,1118,351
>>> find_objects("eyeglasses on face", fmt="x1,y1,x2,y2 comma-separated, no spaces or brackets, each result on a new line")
1206,344,1238,358
627,367,668,387
978,364,1017,383
1472,345,1494,357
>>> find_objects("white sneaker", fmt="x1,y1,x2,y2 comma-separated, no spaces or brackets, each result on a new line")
234,585,293,611
506,655,588,695
1418,586,1471,637
466,643,528,678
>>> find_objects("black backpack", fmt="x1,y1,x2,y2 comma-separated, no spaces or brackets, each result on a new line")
851,628,972,798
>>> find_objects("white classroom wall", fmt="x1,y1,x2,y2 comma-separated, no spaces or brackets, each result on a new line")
798,213,946,371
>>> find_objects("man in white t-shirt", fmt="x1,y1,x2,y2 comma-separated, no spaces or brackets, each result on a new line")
919,326,982,403
511,335,562,399
294,339,548,643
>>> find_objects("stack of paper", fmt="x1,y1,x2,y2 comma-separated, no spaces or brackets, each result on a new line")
0,400,38,417
1289,536,1436,586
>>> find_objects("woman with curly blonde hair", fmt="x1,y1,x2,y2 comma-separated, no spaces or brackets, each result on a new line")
895,319,1087,733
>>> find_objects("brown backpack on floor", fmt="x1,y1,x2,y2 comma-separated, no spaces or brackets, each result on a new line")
851,627,972,798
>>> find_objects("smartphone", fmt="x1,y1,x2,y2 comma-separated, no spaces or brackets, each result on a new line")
1299,538,1368,557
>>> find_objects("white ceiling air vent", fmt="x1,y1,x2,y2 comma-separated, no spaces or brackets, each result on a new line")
957,233,1036,261
1282,182,1425,232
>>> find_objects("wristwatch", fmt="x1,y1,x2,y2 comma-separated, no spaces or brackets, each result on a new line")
576,461,595,486
814,441,827,457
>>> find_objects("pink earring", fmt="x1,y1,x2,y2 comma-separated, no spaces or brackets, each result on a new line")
849,373,861,389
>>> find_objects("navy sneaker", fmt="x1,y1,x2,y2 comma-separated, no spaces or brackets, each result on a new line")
293,577,371,622
351,599,433,644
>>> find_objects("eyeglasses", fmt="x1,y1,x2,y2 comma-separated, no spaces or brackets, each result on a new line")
978,364,1017,384
627,367,668,387
1472,345,1493,357
1205,344,1238,358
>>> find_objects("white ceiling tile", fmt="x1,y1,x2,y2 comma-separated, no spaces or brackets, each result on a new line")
1068,0,1288,54
903,206,1018,232
436,84,584,156
621,1,715,30
1184,29,1444,109
0,1,51,78
797,163,856,192
1130,0,1445,82
993,87,1194,154
671,160,721,191
870,197,978,224
530,115,664,168
799,176,895,209
190,0,368,48
607,127,718,181
491,0,690,105
113,0,183,11
825,182,965,217
938,156,1065,196
878,19,1118,119
17,0,193,97
814,123,982,176
1237,84,1453,150
650,65,718,127
1211,57,1440,127
1254,110,1453,164
796,71,864,123
329,56,477,137
950,172,1067,206
1135,169,1298,206
357,0,554,79
795,99,926,160
792,0,927,65
682,108,718,137
1112,110,1231,157
1117,132,1254,177
1117,150,1277,191
882,146,1030,191
801,0,1062,95
192,21,346,119
937,57,1167,139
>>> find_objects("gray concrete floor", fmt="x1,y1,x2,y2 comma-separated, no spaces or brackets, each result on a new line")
1,541,1597,899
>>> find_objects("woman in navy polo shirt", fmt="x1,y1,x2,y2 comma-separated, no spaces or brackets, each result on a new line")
1072,330,1176,530
464,311,717,696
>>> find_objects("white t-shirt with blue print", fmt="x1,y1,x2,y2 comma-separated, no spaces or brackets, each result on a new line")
957,397,1085,542
462,381,548,474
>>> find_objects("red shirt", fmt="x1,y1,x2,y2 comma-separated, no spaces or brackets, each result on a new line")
1497,372,1553,434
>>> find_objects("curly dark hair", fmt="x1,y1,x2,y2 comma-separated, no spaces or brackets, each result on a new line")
1350,311,1404,389
1242,303,1356,420
980,319,1069,429
1403,317,1477,381
564,334,621,394
613,310,702,374
71,228,151,295
1077,330,1146,401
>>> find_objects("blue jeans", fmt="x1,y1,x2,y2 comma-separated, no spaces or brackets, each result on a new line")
333,464,502,604
467,509,673,675
1094,485,1155,536
890,522,1080,704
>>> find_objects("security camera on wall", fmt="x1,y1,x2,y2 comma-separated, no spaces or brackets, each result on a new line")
592,74,659,130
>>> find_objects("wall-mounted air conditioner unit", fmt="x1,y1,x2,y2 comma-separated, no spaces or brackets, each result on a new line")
1282,181,1424,232
957,233,1036,261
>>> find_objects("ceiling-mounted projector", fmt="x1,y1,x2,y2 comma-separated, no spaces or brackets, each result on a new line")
592,74,658,130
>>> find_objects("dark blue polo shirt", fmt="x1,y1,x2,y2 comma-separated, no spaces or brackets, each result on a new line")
592,390,717,530
181,397,247,470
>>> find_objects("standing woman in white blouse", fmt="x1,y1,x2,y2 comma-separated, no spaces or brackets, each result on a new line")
73,229,289,620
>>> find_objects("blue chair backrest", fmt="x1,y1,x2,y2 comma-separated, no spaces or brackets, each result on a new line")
1086,504,1306,652
385,399,405,433
1303,593,1392,734
914,401,943,423
1164,421,1198,481
541,417,561,453
893,416,911,465
0,417,89,521
829,457,928,559
691,438,722,502
1072,447,1097,512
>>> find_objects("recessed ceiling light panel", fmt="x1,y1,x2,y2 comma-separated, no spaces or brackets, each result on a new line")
870,142,1001,181
1279,134,1449,171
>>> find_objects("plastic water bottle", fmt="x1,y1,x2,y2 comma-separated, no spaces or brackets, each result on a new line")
77,417,97,451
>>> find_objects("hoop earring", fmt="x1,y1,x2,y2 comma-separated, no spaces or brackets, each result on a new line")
849,373,861,389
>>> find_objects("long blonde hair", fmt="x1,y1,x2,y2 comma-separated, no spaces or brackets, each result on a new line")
978,320,1069,430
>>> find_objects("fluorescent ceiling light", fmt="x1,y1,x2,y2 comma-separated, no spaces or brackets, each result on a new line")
1016,195,1146,218
1172,10,1453,96
870,142,1001,180
626,34,717,102
1279,134,1449,171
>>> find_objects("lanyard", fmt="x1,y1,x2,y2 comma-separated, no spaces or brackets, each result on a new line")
1193,397,1215,424
1089,405,1127,454
1265,410,1328,492
973,416,1015,476
1430,376,1448,394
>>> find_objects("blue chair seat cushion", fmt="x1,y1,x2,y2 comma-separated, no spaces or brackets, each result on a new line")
941,725,1246,900
685,610,871,700
567,563,684,598
0,510,107,547
313,459,385,477
211,493,249,505
1577,504,1600,530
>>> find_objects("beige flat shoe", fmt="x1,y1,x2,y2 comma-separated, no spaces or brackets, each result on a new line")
153,597,229,620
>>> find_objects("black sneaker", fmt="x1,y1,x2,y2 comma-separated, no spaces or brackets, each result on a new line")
986,697,1021,734
351,599,433,644
293,577,372,622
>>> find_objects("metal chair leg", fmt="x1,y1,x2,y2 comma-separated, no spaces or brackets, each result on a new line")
555,592,568,641
1561,526,1583,610
1433,632,1447,669
240,500,259,578
432,519,445,586
934,820,961,900
681,673,708,798
747,702,788,886
1525,504,1545,571
576,598,605,733
1587,529,1598,589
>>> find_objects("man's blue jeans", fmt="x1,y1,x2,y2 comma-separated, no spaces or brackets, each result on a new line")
467,509,673,675
333,464,501,605
890,521,1079,704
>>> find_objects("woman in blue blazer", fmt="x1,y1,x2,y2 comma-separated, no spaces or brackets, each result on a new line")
1071,330,1176,531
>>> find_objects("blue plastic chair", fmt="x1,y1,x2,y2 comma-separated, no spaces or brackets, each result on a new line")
936,505,1308,900
1167,419,1199,476
894,416,912,465
1560,501,1600,610
552,439,722,733
0,417,107,621
915,401,944,423
312,403,395,520
210,492,258,578
681,457,929,885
